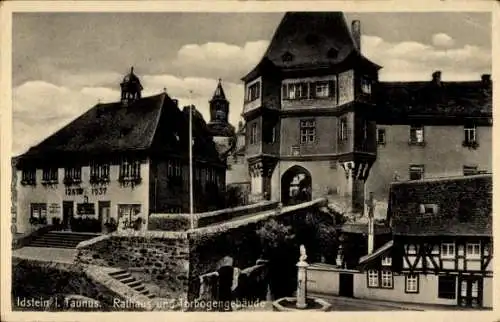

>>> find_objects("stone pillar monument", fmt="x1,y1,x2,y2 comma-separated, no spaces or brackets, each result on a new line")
296,245,308,309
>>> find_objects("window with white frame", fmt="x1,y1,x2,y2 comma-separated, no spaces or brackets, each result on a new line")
377,128,386,145
119,159,141,181
338,117,348,142
64,166,82,185
441,243,455,259
247,82,261,102
464,123,476,144
315,82,330,98
407,244,417,255
381,255,392,266
409,165,424,180
300,119,316,144
22,168,37,185
381,270,393,288
42,167,58,183
367,270,379,287
249,122,258,145
361,77,372,94
409,125,424,144
466,243,481,259
405,274,419,293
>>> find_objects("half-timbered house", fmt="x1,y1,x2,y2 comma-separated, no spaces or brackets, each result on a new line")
357,174,492,308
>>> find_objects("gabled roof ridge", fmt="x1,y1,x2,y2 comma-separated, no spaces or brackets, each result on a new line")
146,92,168,149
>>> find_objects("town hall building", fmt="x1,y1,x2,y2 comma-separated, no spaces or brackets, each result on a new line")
12,68,226,234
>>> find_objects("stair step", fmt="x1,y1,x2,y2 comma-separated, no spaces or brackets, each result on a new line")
127,280,143,288
134,285,146,292
109,270,129,277
119,277,136,284
111,272,132,279
138,288,149,295
147,294,155,299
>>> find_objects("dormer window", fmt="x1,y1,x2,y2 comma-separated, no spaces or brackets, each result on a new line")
305,33,319,45
282,51,294,62
327,48,339,59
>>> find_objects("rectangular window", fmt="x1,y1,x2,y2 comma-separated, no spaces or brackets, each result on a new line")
300,119,316,144
419,204,438,215
283,82,309,100
119,159,141,181
409,125,425,144
381,256,392,266
247,82,261,102
409,165,424,180
30,203,47,220
90,162,110,183
407,244,417,255
367,270,379,288
464,124,476,144
249,122,258,145
377,128,386,145
438,276,456,299
117,204,142,228
381,270,393,288
463,165,478,176
466,243,481,259
405,274,419,293
338,117,348,142
361,77,372,94
77,203,96,215
42,168,58,183
64,166,82,185
441,243,455,259
315,82,330,98
21,168,37,185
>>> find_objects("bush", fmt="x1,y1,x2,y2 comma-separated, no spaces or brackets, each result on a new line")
256,219,295,258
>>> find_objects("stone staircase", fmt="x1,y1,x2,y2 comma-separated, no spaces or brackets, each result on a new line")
108,270,156,299
28,231,100,249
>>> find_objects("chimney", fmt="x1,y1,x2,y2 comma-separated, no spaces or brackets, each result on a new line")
481,74,491,85
432,71,442,85
352,20,361,51
172,99,179,107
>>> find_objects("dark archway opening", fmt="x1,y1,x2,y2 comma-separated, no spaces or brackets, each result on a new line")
281,166,312,206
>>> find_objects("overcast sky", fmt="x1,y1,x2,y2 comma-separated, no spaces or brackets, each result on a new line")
12,12,491,155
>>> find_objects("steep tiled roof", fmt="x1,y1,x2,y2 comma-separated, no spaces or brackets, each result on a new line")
375,79,492,123
389,174,492,237
242,12,379,81
17,93,223,165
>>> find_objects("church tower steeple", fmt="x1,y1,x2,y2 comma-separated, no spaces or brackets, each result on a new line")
120,67,143,105
209,78,229,124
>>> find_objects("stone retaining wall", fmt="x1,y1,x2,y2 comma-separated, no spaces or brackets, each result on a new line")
76,231,190,298
11,258,146,311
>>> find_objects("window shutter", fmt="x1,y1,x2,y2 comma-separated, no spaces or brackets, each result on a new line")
310,82,317,98
282,84,287,100
328,80,335,98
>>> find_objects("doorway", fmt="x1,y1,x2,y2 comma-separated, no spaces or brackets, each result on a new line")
62,201,74,231
98,201,111,233
458,276,483,308
281,165,312,206
339,273,354,297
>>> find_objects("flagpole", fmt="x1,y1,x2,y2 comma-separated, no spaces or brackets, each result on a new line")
189,103,194,229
